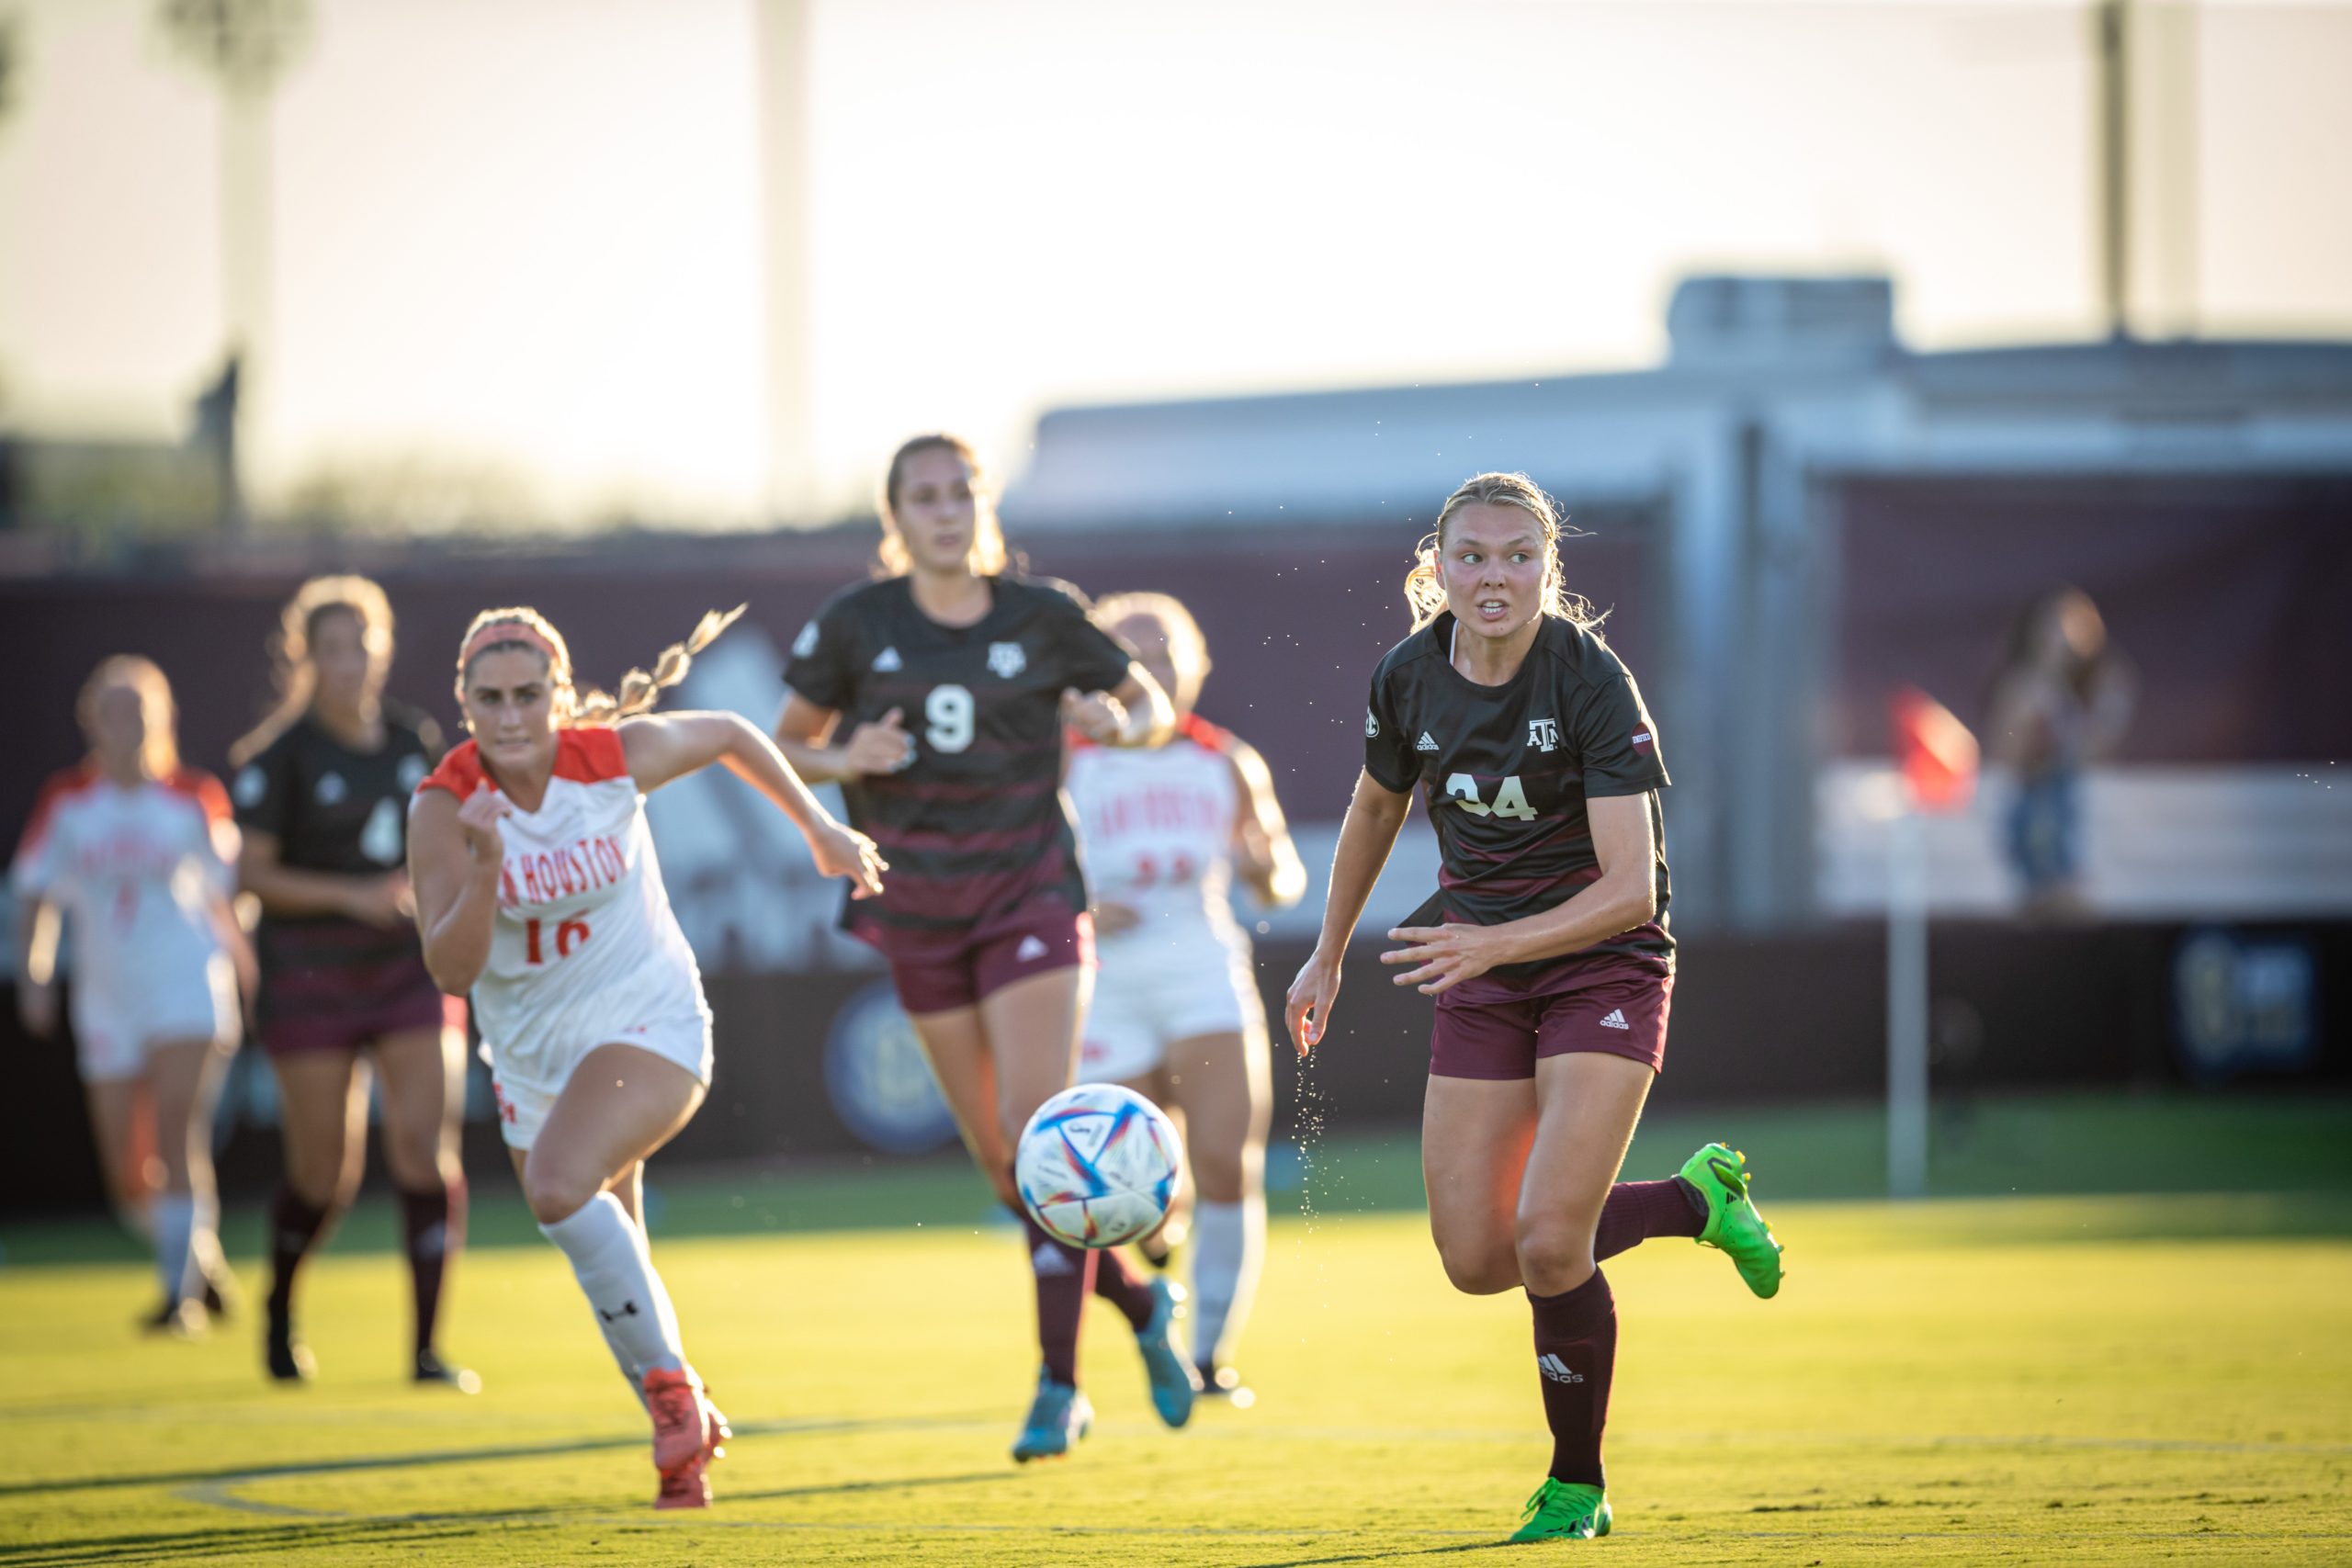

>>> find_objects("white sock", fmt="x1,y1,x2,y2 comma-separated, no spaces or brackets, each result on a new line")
190,1193,220,1296
152,1193,197,1304
538,1191,686,1388
1189,1195,1264,1369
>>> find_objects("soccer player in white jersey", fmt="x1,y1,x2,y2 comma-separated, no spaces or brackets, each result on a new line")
1067,593,1306,1401
11,657,251,1335
407,605,884,1510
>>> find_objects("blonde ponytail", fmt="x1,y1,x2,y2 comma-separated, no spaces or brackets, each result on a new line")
574,605,745,723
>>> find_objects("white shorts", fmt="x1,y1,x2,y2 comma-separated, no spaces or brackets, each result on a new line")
1080,932,1260,1085
488,1015,714,1151
72,954,238,1084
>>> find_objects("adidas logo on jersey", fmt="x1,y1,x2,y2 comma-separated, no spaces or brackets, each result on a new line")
1417,732,1440,751
1015,934,1049,962
1598,1008,1631,1031
872,647,902,672
1538,1353,1585,1384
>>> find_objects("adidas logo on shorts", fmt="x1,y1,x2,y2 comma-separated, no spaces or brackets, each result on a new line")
1015,934,1049,962
1417,732,1440,752
1598,1008,1631,1031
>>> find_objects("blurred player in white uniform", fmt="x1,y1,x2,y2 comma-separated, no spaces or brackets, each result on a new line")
10,657,250,1334
408,605,883,1510
1068,593,1306,1399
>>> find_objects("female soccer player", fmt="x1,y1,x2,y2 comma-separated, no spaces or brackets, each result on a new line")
231,576,475,1388
12,657,249,1334
1283,473,1785,1542
774,434,1194,1461
1067,592,1305,1402
409,604,883,1509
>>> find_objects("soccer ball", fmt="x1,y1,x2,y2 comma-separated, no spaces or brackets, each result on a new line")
1014,1084,1184,1248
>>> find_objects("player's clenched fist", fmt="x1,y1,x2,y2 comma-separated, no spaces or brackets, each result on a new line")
455,788,512,866
839,707,916,776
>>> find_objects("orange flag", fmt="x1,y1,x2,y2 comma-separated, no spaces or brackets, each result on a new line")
1889,685,1979,813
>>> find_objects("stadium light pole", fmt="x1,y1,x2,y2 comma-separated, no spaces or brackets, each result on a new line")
755,0,819,525
158,0,311,538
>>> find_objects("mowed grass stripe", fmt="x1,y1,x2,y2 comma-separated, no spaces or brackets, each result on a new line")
3,1200,2348,1565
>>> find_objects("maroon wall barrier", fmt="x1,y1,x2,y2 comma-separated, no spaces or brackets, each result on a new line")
6,919,2343,1218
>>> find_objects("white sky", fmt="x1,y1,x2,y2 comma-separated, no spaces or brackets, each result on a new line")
1,0,2347,526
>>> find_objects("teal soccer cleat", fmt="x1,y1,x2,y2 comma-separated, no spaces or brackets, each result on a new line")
1134,1276,1201,1427
1011,1371,1094,1462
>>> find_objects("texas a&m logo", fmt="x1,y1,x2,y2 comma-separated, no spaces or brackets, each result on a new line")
1527,717,1561,753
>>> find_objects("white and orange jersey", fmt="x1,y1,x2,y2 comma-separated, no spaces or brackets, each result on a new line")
1067,713,1248,948
9,765,238,997
417,728,708,1096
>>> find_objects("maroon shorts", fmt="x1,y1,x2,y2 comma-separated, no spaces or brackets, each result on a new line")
854,899,1095,1017
1430,959,1672,1080
260,949,466,1057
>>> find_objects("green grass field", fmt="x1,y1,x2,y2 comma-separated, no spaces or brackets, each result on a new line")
3,1096,2349,1565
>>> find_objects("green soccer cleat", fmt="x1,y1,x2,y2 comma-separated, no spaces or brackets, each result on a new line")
1679,1142,1784,1299
1509,1479,1611,1542
1134,1277,1201,1428
1011,1371,1093,1462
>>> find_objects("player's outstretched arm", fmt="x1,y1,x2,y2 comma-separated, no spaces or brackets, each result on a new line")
622,712,887,899
1067,666,1176,750
1380,792,1657,997
12,896,60,1037
1228,737,1308,909
1284,769,1413,1056
409,786,507,996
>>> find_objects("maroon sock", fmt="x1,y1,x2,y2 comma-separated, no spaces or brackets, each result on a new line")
267,1186,334,1326
398,1175,465,1358
1594,1177,1707,1262
1527,1269,1617,1487
1090,1245,1158,1332
1022,1213,1096,1386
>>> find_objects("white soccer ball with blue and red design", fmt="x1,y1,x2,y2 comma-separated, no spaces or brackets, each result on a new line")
1014,1084,1185,1248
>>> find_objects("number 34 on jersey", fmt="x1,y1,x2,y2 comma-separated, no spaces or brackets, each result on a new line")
1446,773,1539,820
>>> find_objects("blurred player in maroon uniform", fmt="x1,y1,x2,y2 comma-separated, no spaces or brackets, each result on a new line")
774,434,1198,1461
1285,473,1786,1542
13,657,249,1335
229,577,474,1388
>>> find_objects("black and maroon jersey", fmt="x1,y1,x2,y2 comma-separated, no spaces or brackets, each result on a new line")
232,702,442,987
783,575,1136,933
1363,611,1672,992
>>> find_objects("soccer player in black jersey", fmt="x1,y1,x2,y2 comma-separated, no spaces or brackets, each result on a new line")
775,434,1200,1461
230,577,477,1390
1283,473,1786,1542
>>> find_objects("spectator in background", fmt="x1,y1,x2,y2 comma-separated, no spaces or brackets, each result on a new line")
1985,588,2136,919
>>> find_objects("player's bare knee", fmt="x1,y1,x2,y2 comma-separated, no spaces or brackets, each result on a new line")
1435,1235,1519,1295
382,1128,441,1190
522,1164,600,1226
1191,1145,1248,1204
1514,1213,1596,1295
